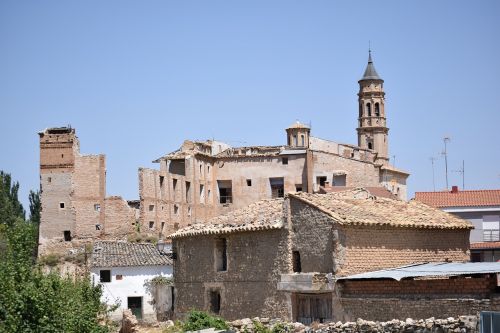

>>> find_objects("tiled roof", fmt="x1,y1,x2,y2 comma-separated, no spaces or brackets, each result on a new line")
319,186,398,200
168,199,284,239
414,190,500,208
91,241,172,268
470,242,500,250
290,189,472,230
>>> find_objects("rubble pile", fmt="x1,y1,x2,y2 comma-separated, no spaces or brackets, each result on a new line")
229,315,479,333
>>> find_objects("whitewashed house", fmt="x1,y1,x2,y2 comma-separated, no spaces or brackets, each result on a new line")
90,241,173,322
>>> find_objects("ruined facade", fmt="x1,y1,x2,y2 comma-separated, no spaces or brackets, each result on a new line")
38,127,136,254
140,53,408,236
170,189,473,322
38,53,409,247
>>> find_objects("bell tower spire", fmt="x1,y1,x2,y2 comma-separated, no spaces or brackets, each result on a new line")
357,50,389,165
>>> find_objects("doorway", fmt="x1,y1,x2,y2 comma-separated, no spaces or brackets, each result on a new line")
128,296,143,320
294,293,332,324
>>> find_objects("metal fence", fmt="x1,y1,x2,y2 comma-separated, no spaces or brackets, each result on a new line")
483,230,500,242
480,311,500,333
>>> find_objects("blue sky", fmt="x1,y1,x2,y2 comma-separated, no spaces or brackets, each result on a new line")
1,1,499,209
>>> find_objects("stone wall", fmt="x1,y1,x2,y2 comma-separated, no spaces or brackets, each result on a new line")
173,229,290,320
338,226,470,276
104,196,135,236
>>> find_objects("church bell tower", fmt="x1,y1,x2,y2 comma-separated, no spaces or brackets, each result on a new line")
357,51,389,165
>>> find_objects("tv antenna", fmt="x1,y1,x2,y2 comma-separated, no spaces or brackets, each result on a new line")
429,157,437,191
452,160,465,190
441,136,451,190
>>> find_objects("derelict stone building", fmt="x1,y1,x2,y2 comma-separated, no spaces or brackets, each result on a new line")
139,53,409,236
169,188,473,322
38,53,409,250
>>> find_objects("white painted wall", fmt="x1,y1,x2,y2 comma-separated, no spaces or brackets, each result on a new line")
91,265,172,322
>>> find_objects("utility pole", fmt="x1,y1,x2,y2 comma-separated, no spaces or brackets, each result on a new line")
430,157,437,191
442,137,451,190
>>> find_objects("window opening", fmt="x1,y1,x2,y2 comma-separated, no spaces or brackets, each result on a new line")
48,177,52,183
210,291,221,314
375,103,380,116
185,181,191,203
116,274,123,280
316,176,327,187
174,205,179,215
95,224,101,230
94,204,101,212
161,222,165,230
174,223,179,230
332,175,346,187
149,221,154,229
63,230,72,241
293,135,298,146
366,103,371,116
200,184,205,203
293,251,301,273
295,185,303,192
270,177,284,198
368,142,373,150
149,204,154,212
215,238,227,272
160,176,165,198
217,180,232,204
246,179,252,186
301,135,305,147
100,270,111,283
282,157,288,165
59,202,65,209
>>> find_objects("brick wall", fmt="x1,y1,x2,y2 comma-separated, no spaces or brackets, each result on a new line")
338,226,470,276
173,229,290,320
340,276,496,298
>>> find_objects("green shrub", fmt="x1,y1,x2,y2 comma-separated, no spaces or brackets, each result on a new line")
182,310,228,332
38,253,61,267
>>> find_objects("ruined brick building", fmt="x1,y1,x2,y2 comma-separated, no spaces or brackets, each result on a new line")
169,188,477,322
38,53,409,251
139,52,408,236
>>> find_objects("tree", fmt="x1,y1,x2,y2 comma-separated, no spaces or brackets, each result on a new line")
0,171,110,332
28,190,41,225
0,171,25,226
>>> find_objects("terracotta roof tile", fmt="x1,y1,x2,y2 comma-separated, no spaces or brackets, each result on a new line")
414,190,500,208
168,199,284,239
290,189,472,230
91,241,172,268
470,241,500,250
319,186,398,200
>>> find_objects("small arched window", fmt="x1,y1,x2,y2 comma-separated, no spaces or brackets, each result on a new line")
366,103,371,117
300,135,305,147
368,142,373,150
293,135,298,146
359,104,363,118
375,103,380,116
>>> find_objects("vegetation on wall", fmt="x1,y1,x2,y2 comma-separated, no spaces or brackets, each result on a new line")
0,171,110,333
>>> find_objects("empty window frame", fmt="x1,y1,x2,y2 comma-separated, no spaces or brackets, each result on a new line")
200,184,205,203
217,180,232,204
366,103,372,117
161,222,165,230
215,238,228,272
48,177,52,183
332,175,346,187
159,176,165,198
316,176,327,188
293,251,302,273
59,202,65,209
149,204,155,212
63,230,72,241
149,221,154,229
209,290,221,314
100,270,111,283
94,204,101,212
300,135,305,147
282,157,288,165
295,185,303,192
185,181,191,203
174,205,179,215
246,179,252,186
270,177,284,198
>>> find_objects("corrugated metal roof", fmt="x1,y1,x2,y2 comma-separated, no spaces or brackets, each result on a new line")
337,262,500,281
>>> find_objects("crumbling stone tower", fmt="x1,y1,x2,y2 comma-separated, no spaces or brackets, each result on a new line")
357,51,389,165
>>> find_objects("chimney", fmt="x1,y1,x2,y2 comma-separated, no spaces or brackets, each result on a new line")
451,186,459,193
